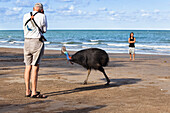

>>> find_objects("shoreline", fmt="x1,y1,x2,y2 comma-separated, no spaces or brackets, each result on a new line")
0,46,170,57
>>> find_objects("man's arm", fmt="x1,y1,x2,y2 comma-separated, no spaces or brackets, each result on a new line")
42,15,47,33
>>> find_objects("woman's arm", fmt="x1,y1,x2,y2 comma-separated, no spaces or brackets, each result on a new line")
129,38,136,43
128,38,130,43
133,38,136,43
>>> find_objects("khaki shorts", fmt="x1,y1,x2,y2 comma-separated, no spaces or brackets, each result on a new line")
24,38,44,66
129,47,135,54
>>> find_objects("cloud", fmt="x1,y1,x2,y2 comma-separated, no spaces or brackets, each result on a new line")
61,0,74,2
13,7,22,12
0,0,10,2
50,5,166,23
46,8,56,13
0,6,23,22
0,6,23,23
71,0,90,8
58,5,73,11
69,5,74,10
88,12,97,16
133,9,166,22
42,0,92,19
140,9,145,13
141,13,150,17
51,5,98,20
5,7,22,16
98,8,107,11
43,4,75,15
54,0,90,7
109,11,115,15
154,9,160,13
110,17,115,20
15,0,33,7
59,9,86,17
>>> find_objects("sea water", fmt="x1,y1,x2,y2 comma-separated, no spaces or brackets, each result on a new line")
0,30,170,55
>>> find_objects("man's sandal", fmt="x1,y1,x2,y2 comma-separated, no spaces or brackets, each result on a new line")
25,91,40,97
25,94,31,97
30,94,47,98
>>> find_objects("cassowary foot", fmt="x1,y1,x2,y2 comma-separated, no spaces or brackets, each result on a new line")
105,83,110,85
83,81,88,85
105,80,110,85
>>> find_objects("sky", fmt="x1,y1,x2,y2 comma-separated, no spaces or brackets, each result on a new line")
0,0,170,30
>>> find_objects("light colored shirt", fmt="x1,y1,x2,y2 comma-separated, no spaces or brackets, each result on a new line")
23,11,47,38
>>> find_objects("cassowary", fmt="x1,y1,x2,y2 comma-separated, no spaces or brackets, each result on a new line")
61,46,110,85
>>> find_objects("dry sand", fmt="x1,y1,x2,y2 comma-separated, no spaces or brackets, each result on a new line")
0,47,170,113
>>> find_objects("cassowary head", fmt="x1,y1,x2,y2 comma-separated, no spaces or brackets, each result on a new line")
61,46,67,55
61,46,73,64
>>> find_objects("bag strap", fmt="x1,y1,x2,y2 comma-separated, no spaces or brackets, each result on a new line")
30,12,44,34
24,12,38,26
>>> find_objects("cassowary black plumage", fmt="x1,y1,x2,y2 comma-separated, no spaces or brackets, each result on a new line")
61,46,110,85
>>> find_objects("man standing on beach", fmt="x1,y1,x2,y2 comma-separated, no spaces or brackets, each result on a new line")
23,3,47,98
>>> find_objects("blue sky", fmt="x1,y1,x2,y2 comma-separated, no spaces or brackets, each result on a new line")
0,0,170,30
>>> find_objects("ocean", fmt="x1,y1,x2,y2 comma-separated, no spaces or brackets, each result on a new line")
0,30,170,55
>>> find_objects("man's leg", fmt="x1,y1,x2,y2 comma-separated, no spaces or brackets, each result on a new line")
24,65,32,95
31,64,39,96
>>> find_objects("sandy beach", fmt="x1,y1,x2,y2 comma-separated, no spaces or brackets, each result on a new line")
0,47,170,113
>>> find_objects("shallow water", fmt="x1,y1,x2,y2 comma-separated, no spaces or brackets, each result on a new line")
0,30,170,55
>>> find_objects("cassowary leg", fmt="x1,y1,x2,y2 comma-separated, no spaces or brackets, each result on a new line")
84,69,91,85
98,66,110,85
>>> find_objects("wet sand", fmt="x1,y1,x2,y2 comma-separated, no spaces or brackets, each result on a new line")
0,47,170,113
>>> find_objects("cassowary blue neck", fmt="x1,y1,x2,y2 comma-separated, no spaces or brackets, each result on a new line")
64,51,71,60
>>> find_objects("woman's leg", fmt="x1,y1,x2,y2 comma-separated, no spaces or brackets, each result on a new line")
133,53,135,60
130,53,132,60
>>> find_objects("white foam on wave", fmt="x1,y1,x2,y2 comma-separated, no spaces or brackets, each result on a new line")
61,42,67,44
44,42,50,44
90,40,99,42
155,48,170,52
107,43,128,47
13,41,24,43
8,41,24,44
45,47,81,52
107,43,170,49
0,45,23,49
82,47,127,52
82,46,90,49
9,42,14,44
83,42,98,45
104,48,128,51
0,40,8,43
63,44,78,47
136,44,170,49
